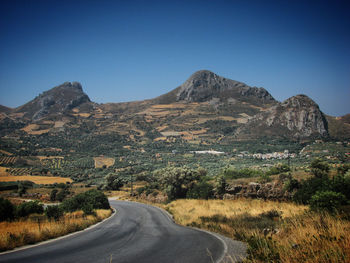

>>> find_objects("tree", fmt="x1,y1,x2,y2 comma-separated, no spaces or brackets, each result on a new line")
45,205,63,221
0,197,15,221
154,166,202,200
187,180,213,199
15,201,44,218
50,189,58,201
310,191,347,213
61,189,110,212
215,175,227,197
310,159,329,178
106,173,124,190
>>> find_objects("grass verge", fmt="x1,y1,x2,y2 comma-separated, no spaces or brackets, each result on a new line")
161,199,350,263
0,209,112,252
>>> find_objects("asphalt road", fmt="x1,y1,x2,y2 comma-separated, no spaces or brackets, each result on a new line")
0,200,245,263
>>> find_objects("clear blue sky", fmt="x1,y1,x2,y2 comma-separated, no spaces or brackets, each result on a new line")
0,0,349,116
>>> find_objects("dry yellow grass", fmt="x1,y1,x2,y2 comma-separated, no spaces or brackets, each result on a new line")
93,157,115,168
161,199,350,263
0,209,112,251
21,124,50,135
0,175,72,184
165,199,307,226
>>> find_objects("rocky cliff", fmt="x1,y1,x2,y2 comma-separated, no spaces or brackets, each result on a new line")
14,82,91,120
238,94,329,139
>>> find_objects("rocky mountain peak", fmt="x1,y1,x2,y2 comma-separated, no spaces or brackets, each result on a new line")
15,81,91,120
175,70,276,105
281,94,318,108
239,94,329,139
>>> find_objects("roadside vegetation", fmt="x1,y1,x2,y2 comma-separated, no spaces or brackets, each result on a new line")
127,159,350,263
0,190,112,251
163,199,350,263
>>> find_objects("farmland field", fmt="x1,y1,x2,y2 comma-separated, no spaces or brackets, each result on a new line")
94,156,115,168
0,175,72,184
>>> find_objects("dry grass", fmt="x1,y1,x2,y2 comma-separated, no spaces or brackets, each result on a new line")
93,157,115,168
162,199,350,263
0,209,112,251
0,175,72,184
165,199,307,226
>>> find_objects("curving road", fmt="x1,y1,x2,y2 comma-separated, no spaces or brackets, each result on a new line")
0,200,245,263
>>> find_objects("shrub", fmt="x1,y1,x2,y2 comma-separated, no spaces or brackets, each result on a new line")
293,176,331,204
61,189,110,212
186,180,214,199
154,166,202,200
284,178,299,192
50,189,58,201
56,189,69,202
106,173,124,190
15,201,44,218
266,164,290,176
45,205,63,221
215,175,227,197
309,191,347,213
0,197,15,221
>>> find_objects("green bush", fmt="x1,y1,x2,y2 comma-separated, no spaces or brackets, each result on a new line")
186,180,213,199
309,191,347,213
50,189,58,201
106,173,124,190
45,205,63,221
293,176,331,204
15,201,44,218
154,166,203,200
61,189,110,212
266,164,290,176
0,197,15,221
56,189,69,202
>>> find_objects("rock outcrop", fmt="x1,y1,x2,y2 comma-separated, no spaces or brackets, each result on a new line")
176,70,276,105
238,94,329,139
224,182,293,200
15,82,91,120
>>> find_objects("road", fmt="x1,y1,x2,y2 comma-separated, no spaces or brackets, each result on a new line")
0,200,245,263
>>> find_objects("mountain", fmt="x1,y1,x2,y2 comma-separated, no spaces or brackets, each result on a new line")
0,70,347,144
14,82,91,120
0,105,12,114
326,114,350,140
238,95,329,139
155,70,276,105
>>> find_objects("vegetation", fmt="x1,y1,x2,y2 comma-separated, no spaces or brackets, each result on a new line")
0,189,112,251
162,199,350,263
0,209,112,251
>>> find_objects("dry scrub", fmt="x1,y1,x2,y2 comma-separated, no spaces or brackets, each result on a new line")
163,199,350,263
0,209,112,251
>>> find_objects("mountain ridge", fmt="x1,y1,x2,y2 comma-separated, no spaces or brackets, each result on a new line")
0,70,348,140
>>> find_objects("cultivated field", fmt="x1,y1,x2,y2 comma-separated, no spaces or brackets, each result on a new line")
93,157,115,168
0,175,72,184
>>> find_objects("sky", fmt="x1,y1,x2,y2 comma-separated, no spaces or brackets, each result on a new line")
0,0,349,116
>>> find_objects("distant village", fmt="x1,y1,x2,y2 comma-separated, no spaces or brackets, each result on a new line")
238,150,296,160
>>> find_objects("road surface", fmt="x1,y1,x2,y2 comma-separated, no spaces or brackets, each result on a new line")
0,200,246,263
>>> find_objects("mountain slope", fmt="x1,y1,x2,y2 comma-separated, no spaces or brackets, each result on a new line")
236,95,329,139
0,71,345,143
154,70,276,106
14,82,91,120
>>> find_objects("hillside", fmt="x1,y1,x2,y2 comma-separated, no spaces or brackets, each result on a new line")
0,71,349,181
0,70,347,143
